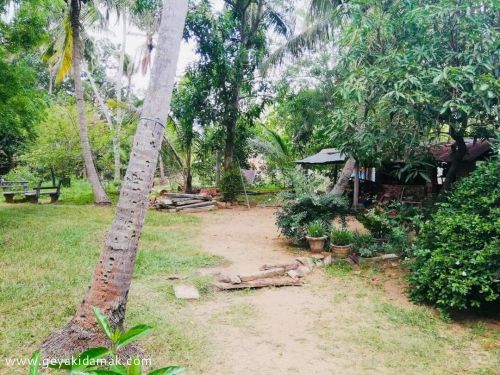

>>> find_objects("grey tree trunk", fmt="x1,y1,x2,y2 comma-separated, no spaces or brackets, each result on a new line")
329,157,356,195
86,68,114,131
70,0,111,205
41,0,188,358
112,10,128,182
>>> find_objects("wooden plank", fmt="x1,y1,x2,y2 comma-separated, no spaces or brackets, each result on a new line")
213,277,302,290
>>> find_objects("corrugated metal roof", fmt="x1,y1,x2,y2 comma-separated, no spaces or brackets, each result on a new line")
429,139,492,163
295,148,347,165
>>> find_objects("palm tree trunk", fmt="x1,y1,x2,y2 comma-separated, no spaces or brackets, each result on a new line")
184,148,192,193
112,10,128,182
86,67,114,131
70,0,111,205
41,0,188,359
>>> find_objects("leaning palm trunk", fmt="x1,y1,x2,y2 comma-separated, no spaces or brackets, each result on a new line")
328,157,356,194
70,0,111,205
41,0,188,358
86,68,114,131
112,10,128,182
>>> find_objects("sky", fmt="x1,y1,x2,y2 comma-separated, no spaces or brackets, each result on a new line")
102,0,226,95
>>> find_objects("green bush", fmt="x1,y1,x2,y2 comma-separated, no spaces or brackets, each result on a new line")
276,193,349,245
307,220,326,237
220,165,243,202
330,229,353,246
408,158,500,311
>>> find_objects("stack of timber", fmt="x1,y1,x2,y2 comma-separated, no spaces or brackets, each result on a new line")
153,192,216,212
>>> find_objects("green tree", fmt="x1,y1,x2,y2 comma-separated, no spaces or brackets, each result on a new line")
0,0,51,174
42,0,188,358
46,0,112,204
170,68,211,192
184,0,292,171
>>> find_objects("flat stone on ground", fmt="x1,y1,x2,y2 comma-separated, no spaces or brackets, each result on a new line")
174,285,200,300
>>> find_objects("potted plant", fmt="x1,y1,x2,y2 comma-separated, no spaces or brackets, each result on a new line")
305,221,328,253
330,229,354,258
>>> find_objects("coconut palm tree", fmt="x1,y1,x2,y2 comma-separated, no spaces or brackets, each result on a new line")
42,0,189,358
47,0,111,204
263,0,358,195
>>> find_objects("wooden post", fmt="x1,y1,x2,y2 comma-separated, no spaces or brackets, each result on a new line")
353,162,359,208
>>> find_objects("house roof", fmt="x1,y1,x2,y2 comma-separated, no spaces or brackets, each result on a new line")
429,139,492,163
295,148,347,165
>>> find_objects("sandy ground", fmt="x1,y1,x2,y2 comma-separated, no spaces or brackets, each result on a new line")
183,207,499,375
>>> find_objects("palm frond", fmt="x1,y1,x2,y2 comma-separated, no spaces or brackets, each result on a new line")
309,0,345,19
264,8,292,37
82,1,109,31
55,14,73,83
262,125,290,157
260,18,332,75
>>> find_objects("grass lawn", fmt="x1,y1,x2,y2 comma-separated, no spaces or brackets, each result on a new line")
0,185,498,374
0,188,222,374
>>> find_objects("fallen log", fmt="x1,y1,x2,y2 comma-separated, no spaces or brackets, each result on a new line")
238,267,285,282
259,262,299,271
213,277,302,290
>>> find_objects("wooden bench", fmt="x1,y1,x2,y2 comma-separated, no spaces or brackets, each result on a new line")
34,180,63,203
1,179,62,203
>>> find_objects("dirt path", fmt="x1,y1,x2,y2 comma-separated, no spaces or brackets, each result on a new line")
186,207,499,375
194,207,337,375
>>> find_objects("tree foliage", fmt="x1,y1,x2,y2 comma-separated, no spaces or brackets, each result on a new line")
0,0,53,173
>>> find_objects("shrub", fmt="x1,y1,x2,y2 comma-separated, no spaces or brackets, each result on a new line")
352,232,373,250
356,207,393,238
307,220,326,237
220,165,243,202
357,203,426,238
330,229,353,246
408,158,500,311
276,193,349,245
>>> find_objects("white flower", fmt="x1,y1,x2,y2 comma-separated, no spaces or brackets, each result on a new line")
462,271,467,277
455,261,460,265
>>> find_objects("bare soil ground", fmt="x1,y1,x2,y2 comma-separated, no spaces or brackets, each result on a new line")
185,207,499,375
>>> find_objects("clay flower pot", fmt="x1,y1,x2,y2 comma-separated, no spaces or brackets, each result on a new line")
306,236,327,253
331,244,353,258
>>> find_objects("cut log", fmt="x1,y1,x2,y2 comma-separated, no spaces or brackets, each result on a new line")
259,262,299,271
164,193,212,201
174,199,205,206
360,254,399,262
213,277,302,290
238,267,285,282
176,201,215,211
